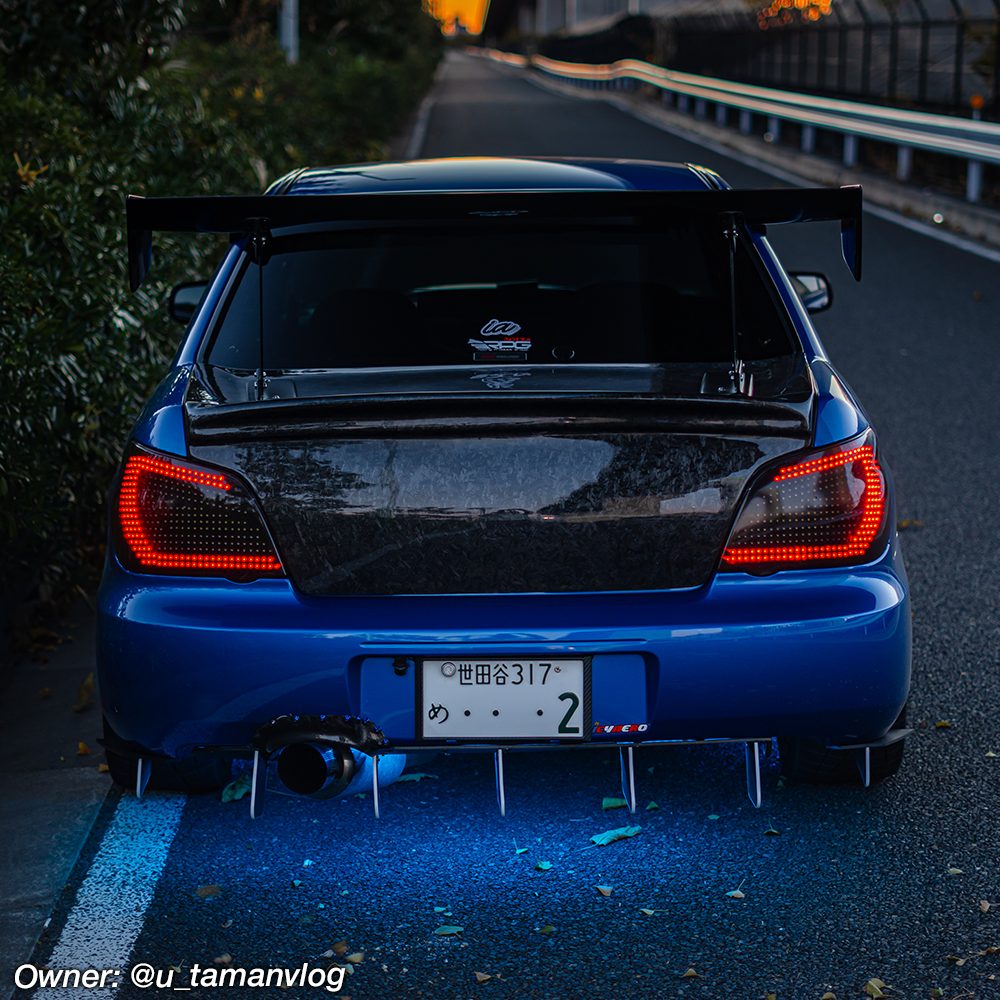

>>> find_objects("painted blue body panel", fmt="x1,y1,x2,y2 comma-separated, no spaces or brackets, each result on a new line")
131,366,190,457
279,158,706,195
97,539,909,758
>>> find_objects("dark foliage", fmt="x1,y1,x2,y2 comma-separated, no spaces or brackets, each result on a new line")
0,0,443,600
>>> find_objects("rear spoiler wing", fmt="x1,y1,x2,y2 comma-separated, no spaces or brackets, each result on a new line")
125,185,862,292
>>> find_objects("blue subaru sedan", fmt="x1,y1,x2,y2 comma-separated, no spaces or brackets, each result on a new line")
98,157,910,816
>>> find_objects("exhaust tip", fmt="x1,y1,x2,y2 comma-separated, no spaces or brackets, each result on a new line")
278,742,354,796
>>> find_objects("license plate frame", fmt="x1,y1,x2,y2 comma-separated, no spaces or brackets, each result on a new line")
415,656,592,742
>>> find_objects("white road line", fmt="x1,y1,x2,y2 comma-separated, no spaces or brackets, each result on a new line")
861,202,1000,263
405,94,435,161
520,67,1000,267
32,795,186,999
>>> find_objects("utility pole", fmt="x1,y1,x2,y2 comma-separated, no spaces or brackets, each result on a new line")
278,0,299,65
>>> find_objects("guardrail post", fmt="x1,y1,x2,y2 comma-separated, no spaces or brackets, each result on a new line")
967,160,983,203
715,103,727,126
695,98,706,120
739,109,752,134
662,89,672,107
843,133,858,167
897,145,912,181
678,94,689,113
801,124,815,152
766,115,781,142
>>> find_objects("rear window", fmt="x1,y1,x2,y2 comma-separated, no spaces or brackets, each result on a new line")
206,222,795,369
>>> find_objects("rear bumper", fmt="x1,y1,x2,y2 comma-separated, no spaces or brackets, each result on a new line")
97,538,910,758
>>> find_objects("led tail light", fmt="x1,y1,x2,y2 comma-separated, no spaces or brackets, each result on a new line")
114,447,283,578
721,437,887,571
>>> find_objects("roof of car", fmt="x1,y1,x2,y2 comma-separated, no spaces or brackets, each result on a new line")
272,157,726,196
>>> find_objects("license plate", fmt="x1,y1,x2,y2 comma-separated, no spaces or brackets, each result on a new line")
418,659,589,740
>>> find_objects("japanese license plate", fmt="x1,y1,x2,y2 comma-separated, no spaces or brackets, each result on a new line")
418,659,589,740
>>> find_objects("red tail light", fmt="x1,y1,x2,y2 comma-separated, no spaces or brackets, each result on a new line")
114,447,283,578
721,438,887,571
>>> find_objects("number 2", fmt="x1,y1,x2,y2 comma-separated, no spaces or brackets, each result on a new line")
557,692,580,734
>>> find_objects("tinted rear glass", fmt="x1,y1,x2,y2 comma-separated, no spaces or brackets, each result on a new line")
207,223,795,369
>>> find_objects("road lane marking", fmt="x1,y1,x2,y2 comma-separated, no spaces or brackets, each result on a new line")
33,795,186,999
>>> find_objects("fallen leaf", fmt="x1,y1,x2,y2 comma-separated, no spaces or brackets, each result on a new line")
595,885,613,896
395,772,439,782
707,813,720,820
76,742,91,756
516,848,529,855
97,763,109,773
221,919,232,929
948,867,963,875
929,990,943,998
639,908,656,915
725,889,745,899
537,925,556,935
433,926,463,936
72,672,94,712
590,825,642,847
433,906,448,913
332,941,349,956
974,945,1000,956
602,797,627,810
645,800,659,811
292,879,303,886
681,968,698,978
321,950,334,959
196,885,222,898
863,979,888,997
302,859,313,867
535,861,552,871
475,972,491,982
935,720,952,729
765,995,776,1000
221,774,252,803
945,954,966,965
214,953,232,965
981,900,991,913
821,993,836,999
987,751,998,757
39,688,52,699
764,822,780,836
345,952,364,964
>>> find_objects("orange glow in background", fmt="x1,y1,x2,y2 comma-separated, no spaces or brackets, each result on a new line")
428,0,488,34
757,0,833,28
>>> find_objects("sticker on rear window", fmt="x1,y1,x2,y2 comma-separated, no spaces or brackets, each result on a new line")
469,319,530,353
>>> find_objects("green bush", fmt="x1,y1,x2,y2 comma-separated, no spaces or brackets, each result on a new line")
0,0,443,599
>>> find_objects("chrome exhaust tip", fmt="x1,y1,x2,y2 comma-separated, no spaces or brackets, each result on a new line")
277,742,356,797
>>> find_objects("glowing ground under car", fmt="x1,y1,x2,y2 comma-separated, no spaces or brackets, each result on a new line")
97,157,911,816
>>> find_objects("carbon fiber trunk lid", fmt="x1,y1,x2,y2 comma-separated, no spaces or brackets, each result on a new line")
186,365,813,596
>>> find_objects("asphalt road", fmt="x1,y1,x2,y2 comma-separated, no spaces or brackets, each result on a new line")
13,49,1000,1000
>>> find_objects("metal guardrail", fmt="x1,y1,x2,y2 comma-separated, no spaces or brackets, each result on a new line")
473,47,1000,203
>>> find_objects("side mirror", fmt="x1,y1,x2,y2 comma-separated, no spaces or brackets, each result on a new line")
788,272,832,313
168,281,209,324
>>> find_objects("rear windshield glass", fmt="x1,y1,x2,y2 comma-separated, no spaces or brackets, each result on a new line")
206,223,795,369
